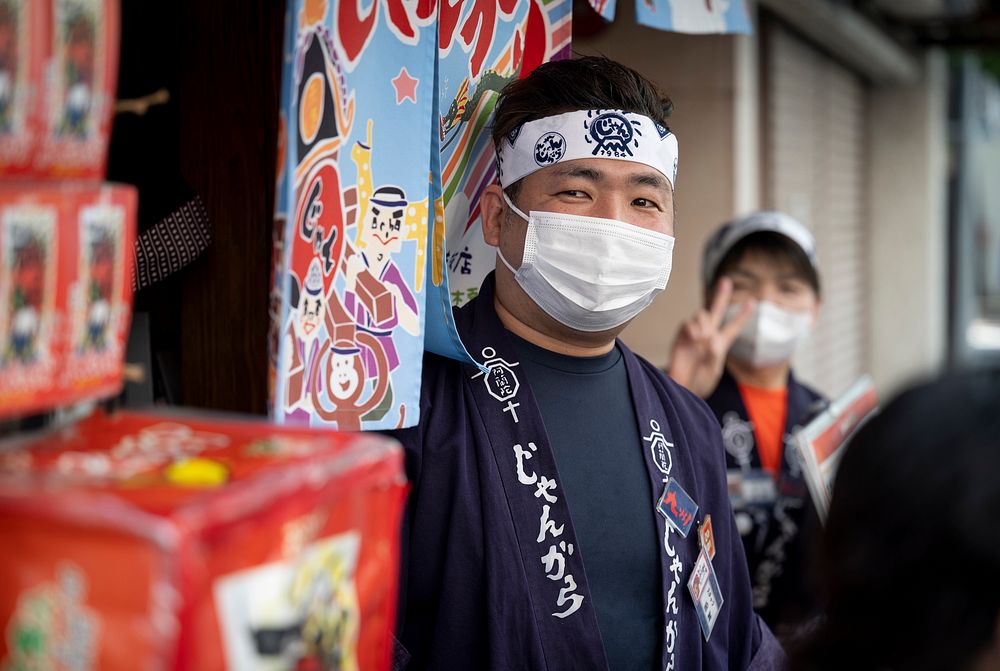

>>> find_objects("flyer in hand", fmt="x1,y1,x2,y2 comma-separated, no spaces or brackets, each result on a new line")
793,375,879,522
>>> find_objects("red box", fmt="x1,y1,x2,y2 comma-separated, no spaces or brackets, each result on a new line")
33,0,120,179
0,182,136,420
355,269,393,325
0,0,49,176
0,184,65,415
0,410,408,670
56,183,137,405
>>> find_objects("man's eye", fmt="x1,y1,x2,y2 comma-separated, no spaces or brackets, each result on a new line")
560,190,586,198
633,198,660,209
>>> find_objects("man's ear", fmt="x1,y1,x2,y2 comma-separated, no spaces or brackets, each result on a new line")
809,298,822,329
480,184,506,247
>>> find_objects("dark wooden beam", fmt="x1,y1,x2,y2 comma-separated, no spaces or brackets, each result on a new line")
177,0,286,413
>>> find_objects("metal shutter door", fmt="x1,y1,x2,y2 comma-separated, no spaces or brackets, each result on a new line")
764,22,869,398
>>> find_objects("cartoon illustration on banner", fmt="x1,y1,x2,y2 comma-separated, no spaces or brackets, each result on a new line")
271,0,435,431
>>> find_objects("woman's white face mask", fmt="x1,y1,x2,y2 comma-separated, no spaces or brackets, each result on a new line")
497,194,675,332
725,300,813,367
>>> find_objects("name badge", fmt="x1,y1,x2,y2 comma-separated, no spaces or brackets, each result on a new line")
698,514,716,561
688,549,724,641
656,478,698,538
727,468,777,509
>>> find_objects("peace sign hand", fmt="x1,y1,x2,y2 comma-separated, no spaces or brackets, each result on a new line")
666,277,755,399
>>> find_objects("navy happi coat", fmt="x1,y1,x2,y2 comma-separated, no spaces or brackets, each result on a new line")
393,275,785,670
706,370,826,635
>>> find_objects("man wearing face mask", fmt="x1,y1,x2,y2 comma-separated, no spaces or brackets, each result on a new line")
391,57,785,671
668,211,826,639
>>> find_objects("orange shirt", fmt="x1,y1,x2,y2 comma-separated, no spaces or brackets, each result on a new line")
737,382,788,476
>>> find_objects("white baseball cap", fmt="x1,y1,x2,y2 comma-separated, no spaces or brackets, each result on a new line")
702,210,817,286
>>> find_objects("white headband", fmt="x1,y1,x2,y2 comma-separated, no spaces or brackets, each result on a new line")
496,109,678,189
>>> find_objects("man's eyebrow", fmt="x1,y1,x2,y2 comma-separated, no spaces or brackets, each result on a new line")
629,171,671,193
551,164,672,195
550,165,604,181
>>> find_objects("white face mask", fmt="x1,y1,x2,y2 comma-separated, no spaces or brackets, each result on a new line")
497,195,674,332
726,300,812,367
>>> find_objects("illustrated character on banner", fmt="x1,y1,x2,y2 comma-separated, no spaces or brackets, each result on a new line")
5,230,46,364
340,120,422,422
294,28,355,187
58,1,97,138
283,157,346,422
308,294,395,432
81,226,114,351
439,69,515,147
0,0,18,134
439,0,552,148
283,256,326,422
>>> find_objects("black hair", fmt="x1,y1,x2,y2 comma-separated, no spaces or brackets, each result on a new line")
710,231,820,297
491,56,673,199
792,368,1000,671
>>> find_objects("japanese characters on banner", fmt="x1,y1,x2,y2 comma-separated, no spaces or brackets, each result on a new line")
587,0,752,34
0,184,136,420
0,411,407,670
270,0,571,431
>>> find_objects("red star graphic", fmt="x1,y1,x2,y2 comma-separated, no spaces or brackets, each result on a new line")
391,67,419,105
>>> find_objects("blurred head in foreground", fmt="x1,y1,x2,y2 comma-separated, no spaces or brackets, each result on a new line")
796,368,1000,671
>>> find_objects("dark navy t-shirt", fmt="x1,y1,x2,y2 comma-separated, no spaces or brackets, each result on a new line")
509,333,662,671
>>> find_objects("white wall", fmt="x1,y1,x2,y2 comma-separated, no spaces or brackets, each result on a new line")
867,49,949,396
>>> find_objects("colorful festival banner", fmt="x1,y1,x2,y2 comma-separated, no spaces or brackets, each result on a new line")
588,0,752,34
270,0,571,431
271,0,437,432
